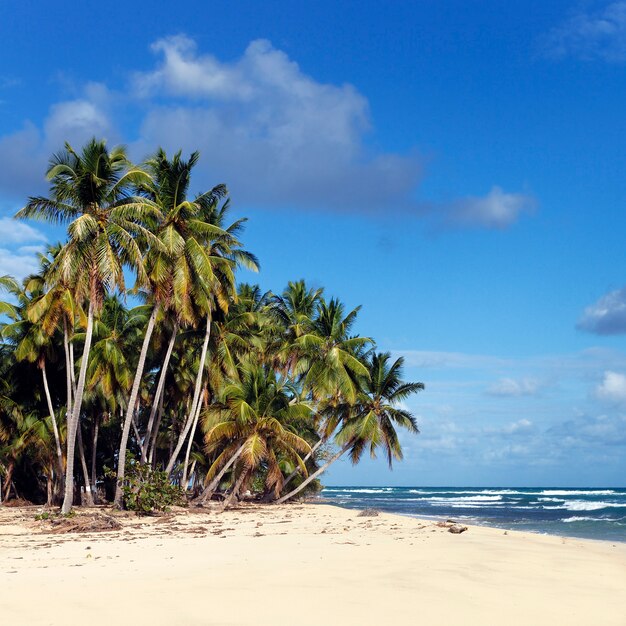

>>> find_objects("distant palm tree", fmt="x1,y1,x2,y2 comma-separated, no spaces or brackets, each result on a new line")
199,363,311,506
275,352,422,504
295,298,371,403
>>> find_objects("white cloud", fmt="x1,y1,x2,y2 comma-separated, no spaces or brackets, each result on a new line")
135,35,255,100
578,286,626,335
0,35,530,227
0,246,43,279
44,99,112,149
595,370,626,403
0,217,47,244
130,36,423,213
487,377,542,397
0,83,115,201
442,186,536,230
544,1,626,62
485,418,534,435
0,217,47,279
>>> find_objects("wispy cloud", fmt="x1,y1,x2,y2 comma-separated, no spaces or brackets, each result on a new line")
595,370,626,404
543,1,626,62
439,186,536,230
486,377,543,397
0,217,47,244
577,286,626,334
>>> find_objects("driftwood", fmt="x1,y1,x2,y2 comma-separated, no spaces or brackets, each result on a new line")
435,520,468,534
448,524,468,534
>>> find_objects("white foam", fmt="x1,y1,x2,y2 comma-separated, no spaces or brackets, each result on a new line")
539,490,616,496
545,501,625,512
324,488,393,494
408,489,520,496
426,495,503,502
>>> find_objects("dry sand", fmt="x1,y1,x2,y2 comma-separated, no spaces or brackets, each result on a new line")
1,503,625,626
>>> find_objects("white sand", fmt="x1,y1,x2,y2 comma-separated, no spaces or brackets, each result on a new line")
1,503,625,625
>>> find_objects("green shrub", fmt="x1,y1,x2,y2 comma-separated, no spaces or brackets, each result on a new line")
111,462,185,514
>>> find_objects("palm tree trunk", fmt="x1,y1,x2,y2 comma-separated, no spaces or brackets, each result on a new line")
3,461,15,502
181,386,206,489
61,297,95,514
165,313,211,476
41,363,64,489
147,386,165,466
222,467,249,510
76,424,94,506
282,438,324,490
91,415,99,500
194,442,247,504
46,474,53,506
141,322,178,463
114,305,159,507
274,442,352,505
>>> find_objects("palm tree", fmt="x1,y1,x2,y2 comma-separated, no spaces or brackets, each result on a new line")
16,138,157,513
0,272,67,501
278,297,372,492
275,352,423,504
201,363,311,507
295,298,371,403
268,280,323,373
163,192,258,479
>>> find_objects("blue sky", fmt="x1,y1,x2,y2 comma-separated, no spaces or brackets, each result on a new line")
1,0,626,486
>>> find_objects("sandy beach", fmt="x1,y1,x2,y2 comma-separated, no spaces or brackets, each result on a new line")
1,503,625,626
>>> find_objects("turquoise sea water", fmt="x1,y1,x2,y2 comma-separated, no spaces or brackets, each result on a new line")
320,487,626,542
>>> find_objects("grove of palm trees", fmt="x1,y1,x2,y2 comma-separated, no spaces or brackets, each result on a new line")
0,138,424,512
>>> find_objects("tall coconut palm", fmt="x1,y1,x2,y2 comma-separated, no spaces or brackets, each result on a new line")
163,193,258,479
275,352,423,504
16,138,157,513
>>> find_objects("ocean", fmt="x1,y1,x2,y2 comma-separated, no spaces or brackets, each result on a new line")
320,486,626,542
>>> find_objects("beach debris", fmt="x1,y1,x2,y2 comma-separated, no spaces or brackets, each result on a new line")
357,508,380,517
435,520,468,534
42,513,122,534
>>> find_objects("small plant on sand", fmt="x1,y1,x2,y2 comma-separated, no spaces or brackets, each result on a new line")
109,461,185,514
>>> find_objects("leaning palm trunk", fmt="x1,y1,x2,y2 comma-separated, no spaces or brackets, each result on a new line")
165,313,211,476
90,415,99,497
61,298,95,514
114,306,159,507
3,461,15,502
195,442,247,504
76,424,94,506
274,442,352,505
147,386,165,465
181,387,206,488
141,322,178,463
221,467,249,510
281,438,324,491
41,363,64,494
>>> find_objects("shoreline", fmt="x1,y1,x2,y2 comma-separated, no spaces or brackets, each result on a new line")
2,502,626,625
314,498,626,545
